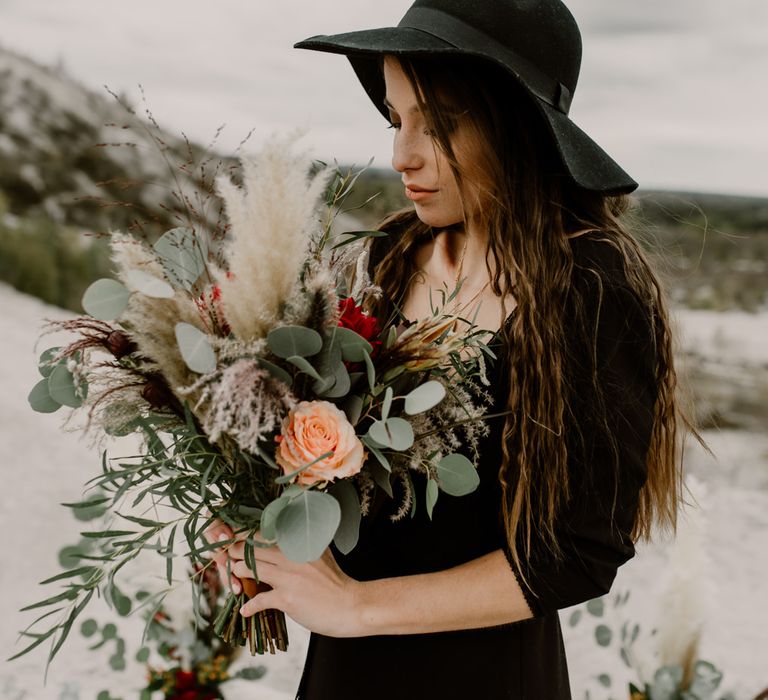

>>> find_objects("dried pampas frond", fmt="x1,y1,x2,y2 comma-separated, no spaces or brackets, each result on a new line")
182,359,298,453
110,231,167,280
108,235,209,405
212,135,333,341
278,264,339,333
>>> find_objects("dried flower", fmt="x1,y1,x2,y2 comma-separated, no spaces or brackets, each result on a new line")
211,135,333,340
182,360,297,452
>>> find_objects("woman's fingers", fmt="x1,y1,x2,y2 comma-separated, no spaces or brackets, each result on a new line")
203,520,242,594
231,559,279,584
216,555,243,595
228,539,282,564
203,519,234,545
240,590,278,618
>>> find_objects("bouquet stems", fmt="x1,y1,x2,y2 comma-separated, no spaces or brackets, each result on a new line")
213,580,288,655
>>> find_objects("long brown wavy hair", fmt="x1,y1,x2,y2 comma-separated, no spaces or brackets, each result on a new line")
362,55,696,577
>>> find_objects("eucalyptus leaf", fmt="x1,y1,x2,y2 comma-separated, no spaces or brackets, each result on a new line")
425,478,439,520
568,609,582,628
175,322,216,374
594,624,612,647
260,497,290,541
362,350,376,391
334,326,373,361
329,480,361,555
341,394,364,425
38,347,62,378
436,452,479,497
275,490,341,563
256,358,293,387
586,598,605,617
82,279,131,320
48,364,86,408
236,667,267,680
267,326,323,359
367,417,414,451
125,269,174,298
381,386,393,421
384,324,398,349
361,436,390,472
80,619,98,638
28,379,61,413
369,461,393,497
596,674,611,688
404,380,446,415
109,654,126,671
153,227,208,290
286,355,323,381
315,360,351,398
651,666,683,700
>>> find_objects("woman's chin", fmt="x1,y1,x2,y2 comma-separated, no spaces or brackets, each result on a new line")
413,206,462,229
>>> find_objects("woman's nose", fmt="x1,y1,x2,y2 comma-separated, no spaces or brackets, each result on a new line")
391,130,426,173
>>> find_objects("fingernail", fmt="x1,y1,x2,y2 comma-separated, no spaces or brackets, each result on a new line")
239,606,248,616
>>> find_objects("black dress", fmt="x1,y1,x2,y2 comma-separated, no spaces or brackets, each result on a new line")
296,235,657,699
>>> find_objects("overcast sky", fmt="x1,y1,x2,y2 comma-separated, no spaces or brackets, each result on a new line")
1,0,766,196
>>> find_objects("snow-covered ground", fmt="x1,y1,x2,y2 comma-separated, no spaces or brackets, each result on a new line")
1,283,766,699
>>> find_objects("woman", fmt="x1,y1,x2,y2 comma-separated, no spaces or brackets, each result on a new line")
209,1,690,698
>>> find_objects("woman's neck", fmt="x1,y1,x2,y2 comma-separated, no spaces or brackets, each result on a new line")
420,223,491,291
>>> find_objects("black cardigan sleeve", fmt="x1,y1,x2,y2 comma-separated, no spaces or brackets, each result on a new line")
503,237,658,616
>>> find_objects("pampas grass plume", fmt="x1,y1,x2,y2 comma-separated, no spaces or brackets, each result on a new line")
213,135,332,340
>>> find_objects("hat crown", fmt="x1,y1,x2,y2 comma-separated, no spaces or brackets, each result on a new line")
402,0,582,94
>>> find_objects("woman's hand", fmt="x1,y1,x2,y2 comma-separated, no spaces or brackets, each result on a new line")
228,534,364,638
203,519,242,595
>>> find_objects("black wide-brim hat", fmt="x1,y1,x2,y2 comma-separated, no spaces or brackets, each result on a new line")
296,0,638,195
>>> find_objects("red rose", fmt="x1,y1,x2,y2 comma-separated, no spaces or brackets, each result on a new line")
338,298,382,359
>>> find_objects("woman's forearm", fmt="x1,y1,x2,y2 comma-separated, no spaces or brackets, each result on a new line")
352,548,534,636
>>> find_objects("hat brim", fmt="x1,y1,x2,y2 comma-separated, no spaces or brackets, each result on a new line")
296,31,638,196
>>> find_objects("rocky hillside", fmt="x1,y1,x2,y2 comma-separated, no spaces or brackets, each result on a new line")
0,45,226,238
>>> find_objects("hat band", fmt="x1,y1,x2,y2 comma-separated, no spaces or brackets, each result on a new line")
397,6,572,114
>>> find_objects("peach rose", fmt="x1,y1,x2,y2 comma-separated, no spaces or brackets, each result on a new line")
275,400,366,486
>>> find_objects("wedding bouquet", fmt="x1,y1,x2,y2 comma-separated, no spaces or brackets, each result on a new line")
17,136,498,667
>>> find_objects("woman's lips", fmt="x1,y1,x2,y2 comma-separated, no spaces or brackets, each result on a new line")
405,186,437,202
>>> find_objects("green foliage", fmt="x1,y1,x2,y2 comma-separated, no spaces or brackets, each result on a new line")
274,490,342,563
436,453,480,497
329,480,362,554
267,325,323,359
404,380,447,415
153,226,208,291
368,417,415,451
573,591,734,700
81,278,131,320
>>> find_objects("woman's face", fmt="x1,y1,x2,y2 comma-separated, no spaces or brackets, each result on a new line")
382,56,483,228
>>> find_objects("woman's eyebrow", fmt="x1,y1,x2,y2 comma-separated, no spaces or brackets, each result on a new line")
383,96,420,115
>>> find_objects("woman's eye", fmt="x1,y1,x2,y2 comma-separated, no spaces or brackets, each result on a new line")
387,122,402,130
